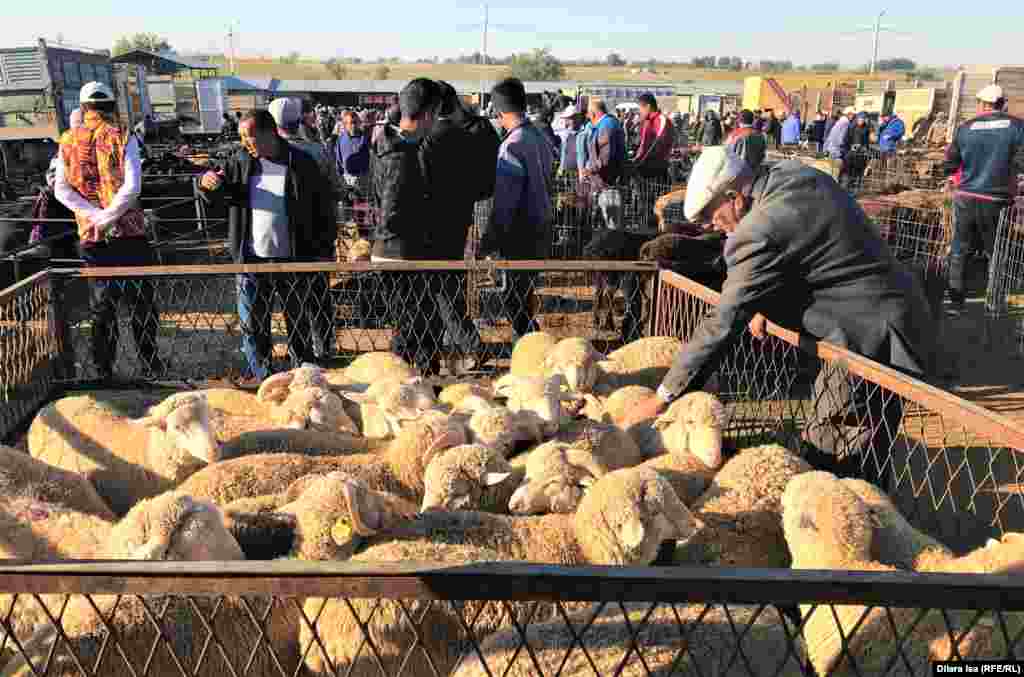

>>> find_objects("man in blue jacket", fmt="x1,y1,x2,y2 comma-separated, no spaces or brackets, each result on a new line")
878,113,905,156
335,110,371,199
943,85,1024,312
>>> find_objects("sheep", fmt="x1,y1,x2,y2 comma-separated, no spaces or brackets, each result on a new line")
674,444,812,569
493,373,581,426
508,441,610,515
218,428,376,461
28,392,219,515
509,331,559,378
323,352,418,391
782,471,1024,676
648,390,727,468
541,337,606,393
556,419,645,471
180,412,466,507
0,492,249,675
594,337,684,393
0,445,113,519
454,397,545,456
451,602,806,677
346,377,438,439
299,466,704,677
420,444,519,513
579,385,655,425
438,382,494,410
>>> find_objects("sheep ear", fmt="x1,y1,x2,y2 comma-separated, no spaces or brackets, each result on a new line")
484,472,513,487
647,478,704,545
340,479,407,536
134,415,167,431
257,372,294,404
688,426,724,470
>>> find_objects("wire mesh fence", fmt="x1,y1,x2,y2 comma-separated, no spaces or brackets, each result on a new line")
0,271,61,441
48,262,656,386
986,203,1024,355
655,270,1024,552
2,561,1024,677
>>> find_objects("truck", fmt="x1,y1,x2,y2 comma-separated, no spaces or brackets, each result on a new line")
0,39,115,189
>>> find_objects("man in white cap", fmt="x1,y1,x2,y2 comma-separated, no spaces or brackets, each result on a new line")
53,82,163,381
823,106,856,161
623,146,935,489
555,104,581,173
942,84,1024,313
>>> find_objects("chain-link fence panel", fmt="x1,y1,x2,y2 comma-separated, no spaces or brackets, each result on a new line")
655,270,1024,552
1,562,1024,677
53,262,656,386
987,203,1024,356
0,271,61,441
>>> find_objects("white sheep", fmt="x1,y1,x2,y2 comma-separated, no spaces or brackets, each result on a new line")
299,466,704,677
673,444,812,569
541,337,606,393
782,471,1024,676
420,444,518,513
180,411,467,507
493,373,581,427
593,336,683,394
648,390,727,467
345,377,438,439
437,382,494,410
0,492,249,676
323,352,418,392
507,441,610,515
509,331,559,378
27,392,220,515
0,445,113,519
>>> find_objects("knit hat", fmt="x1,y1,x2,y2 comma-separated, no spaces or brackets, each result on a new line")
268,98,301,129
977,85,1005,104
491,78,526,114
684,146,749,222
79,81,114,103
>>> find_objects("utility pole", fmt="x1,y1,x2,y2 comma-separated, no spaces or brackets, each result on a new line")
226,23,237,75
480,4,489,111
870,9,886,74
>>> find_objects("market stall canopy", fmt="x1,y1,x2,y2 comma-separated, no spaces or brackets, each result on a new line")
110,50,217,77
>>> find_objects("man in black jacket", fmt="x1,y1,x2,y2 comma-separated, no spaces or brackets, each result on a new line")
624,146,935,490
370,78,445,374
199,109,334,383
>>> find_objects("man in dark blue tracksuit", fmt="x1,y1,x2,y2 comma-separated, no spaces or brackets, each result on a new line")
943,84,1024,311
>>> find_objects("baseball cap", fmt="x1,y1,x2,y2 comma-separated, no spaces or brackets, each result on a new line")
79,81,114,103
843,106,857,115
978,85,1005,104
560,104,578,119
684,146,748,222
268,98,301,129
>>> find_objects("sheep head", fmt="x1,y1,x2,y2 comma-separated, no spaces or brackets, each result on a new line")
439,383,494,410
653,391,726,469
420,445,515,512
508,442,609,515
541,338,606,394
110,492,244,561
573,466,703,566
256,364,328,405
337,474,419,538
781,471,874,569
136,392,221,466
273,386,359,434
466,407,522,458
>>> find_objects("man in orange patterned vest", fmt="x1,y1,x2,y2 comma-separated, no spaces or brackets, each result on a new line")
54,82,163,381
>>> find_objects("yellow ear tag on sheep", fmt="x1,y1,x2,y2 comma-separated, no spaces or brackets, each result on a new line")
331,519,353,545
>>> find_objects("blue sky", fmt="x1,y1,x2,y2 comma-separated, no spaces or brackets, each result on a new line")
7,2,1024,67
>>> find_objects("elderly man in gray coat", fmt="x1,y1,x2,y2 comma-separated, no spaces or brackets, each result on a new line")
624,146,935,489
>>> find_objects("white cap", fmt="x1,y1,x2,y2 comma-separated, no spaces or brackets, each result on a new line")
268,98,301,129
560,104,578,119
79,81,114,104
843,106,857,115
684,146,748,222
978,84,1005,104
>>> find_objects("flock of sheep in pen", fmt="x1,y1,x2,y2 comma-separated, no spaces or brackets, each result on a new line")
2,331,1023,676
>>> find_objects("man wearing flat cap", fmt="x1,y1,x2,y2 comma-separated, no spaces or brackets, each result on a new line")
623,147,936,490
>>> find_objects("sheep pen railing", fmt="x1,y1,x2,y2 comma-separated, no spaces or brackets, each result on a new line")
32,261,659,389
0,270,61,441
655,269,1024,552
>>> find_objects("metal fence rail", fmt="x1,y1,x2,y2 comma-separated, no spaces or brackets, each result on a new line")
1,561,1024,677
46,262,656,386
0,271,61,441
987,203,1024,356
655,270,1024,551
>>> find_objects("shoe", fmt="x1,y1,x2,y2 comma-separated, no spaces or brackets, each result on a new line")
946,290,966,317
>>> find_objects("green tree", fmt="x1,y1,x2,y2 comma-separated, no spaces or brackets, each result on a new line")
279,51,302,65
506,47,565,82
373,64,391,80
112,33,172,56
324,58,347,79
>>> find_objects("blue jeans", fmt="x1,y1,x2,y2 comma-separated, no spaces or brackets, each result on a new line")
237,271,311,380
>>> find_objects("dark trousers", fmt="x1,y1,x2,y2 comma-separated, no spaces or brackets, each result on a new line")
386,271,443,374
79,237,161,378
434,272,484,359
237,270,311,380
300,270,336,361
504,272,541,339
948,197,1007,295
801,347,904,492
